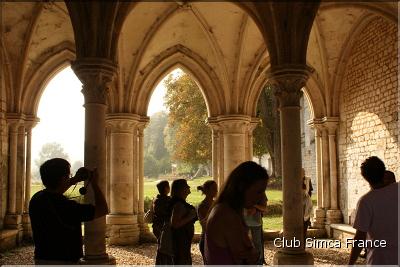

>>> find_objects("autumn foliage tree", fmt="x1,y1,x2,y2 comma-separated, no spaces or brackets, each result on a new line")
164,73,211,173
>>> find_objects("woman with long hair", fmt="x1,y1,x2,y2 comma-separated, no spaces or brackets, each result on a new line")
197,180,218,262
204,161,269,265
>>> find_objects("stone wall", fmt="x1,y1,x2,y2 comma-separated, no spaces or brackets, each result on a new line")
301,95,317,190
338,17,398,224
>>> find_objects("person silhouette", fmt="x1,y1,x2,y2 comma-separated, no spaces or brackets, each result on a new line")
197,180,218,262
348,156,398,265
29,158,108,264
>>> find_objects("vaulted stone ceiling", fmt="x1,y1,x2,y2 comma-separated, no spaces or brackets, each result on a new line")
118,1,268,115
1,1,397,118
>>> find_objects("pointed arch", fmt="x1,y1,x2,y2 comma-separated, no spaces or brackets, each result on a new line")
331,14,388,116
1,37,13,113
319,2,397,23
21,43,76,115
241,45,269,115
129,45,225,116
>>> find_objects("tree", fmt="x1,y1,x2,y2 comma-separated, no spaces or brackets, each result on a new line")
34,142,70,167
254,86,281,177
164,73,211,170
253,118,269,162
144,111,172,177
33,142,70,181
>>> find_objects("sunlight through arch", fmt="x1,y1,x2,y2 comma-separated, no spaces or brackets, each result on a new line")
31,67,84,186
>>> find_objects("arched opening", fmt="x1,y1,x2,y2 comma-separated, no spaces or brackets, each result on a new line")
143,68,212,234
31,67,84,198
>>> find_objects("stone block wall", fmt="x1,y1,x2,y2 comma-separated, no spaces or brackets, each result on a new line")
338,17,398,224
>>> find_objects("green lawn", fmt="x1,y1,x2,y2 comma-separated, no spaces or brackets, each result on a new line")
31,177,317,232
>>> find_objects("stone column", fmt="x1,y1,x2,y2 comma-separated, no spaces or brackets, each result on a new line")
137,117,149,234
212,128,220,184
105,126,111,205
309,121,326,229
269,65,314,265
4,119,21,230
324,118,342,223
22,119,37,239
207,118,221,187
217,115,251,180
218,130,224,186
16,124,26,217
132,126,138,216
106,113,140,245
72,58,116,264
321,127,331,209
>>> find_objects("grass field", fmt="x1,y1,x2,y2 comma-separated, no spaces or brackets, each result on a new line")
31,176,317,232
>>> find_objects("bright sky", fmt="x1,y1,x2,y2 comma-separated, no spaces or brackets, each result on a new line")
32,67,174,166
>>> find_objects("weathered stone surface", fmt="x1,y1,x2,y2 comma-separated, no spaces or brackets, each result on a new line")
338,17,398,224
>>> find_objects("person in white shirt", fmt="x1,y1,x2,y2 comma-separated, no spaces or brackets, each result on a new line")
348,156,399,265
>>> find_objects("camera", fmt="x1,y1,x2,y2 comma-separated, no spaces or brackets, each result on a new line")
76,167,93,181
73,167,96,195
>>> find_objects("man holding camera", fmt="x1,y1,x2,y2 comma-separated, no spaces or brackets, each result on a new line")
29,158,109,264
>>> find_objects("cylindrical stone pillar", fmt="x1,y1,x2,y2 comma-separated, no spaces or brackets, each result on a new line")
207,118,221,187
269,65,314,265
4,121,20,229
137,118,149,234
310,122,325,228
24,127,32,213
325,119,342,223
16,125,26,215
218,115,251,180
7,123,18,215
106,113,140,245
218,130,224,187
72,58,117,264
23,120,37,239
212,130,219,184
321,128,331,209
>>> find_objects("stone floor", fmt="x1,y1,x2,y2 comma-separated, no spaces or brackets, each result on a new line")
0,241,366,265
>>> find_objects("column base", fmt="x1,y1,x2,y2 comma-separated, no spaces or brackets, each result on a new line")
4,214,23,243
273,250,314,265
312,208,326,228
106,214,140,245
22,213,32,240
4,214,22,228
80,254,116,265
326,209,342,224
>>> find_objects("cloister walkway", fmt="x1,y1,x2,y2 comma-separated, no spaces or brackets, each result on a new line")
0,241,366,265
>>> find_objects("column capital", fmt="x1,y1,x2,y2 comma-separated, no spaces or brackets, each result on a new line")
212,115,252,134
267,64,313,108
6,113,25,130
137,116,150,130
321,117,339,134
106,113,140,133
24,116,39,130
248,117,260,132
206,117,222,132
71,58,117,105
